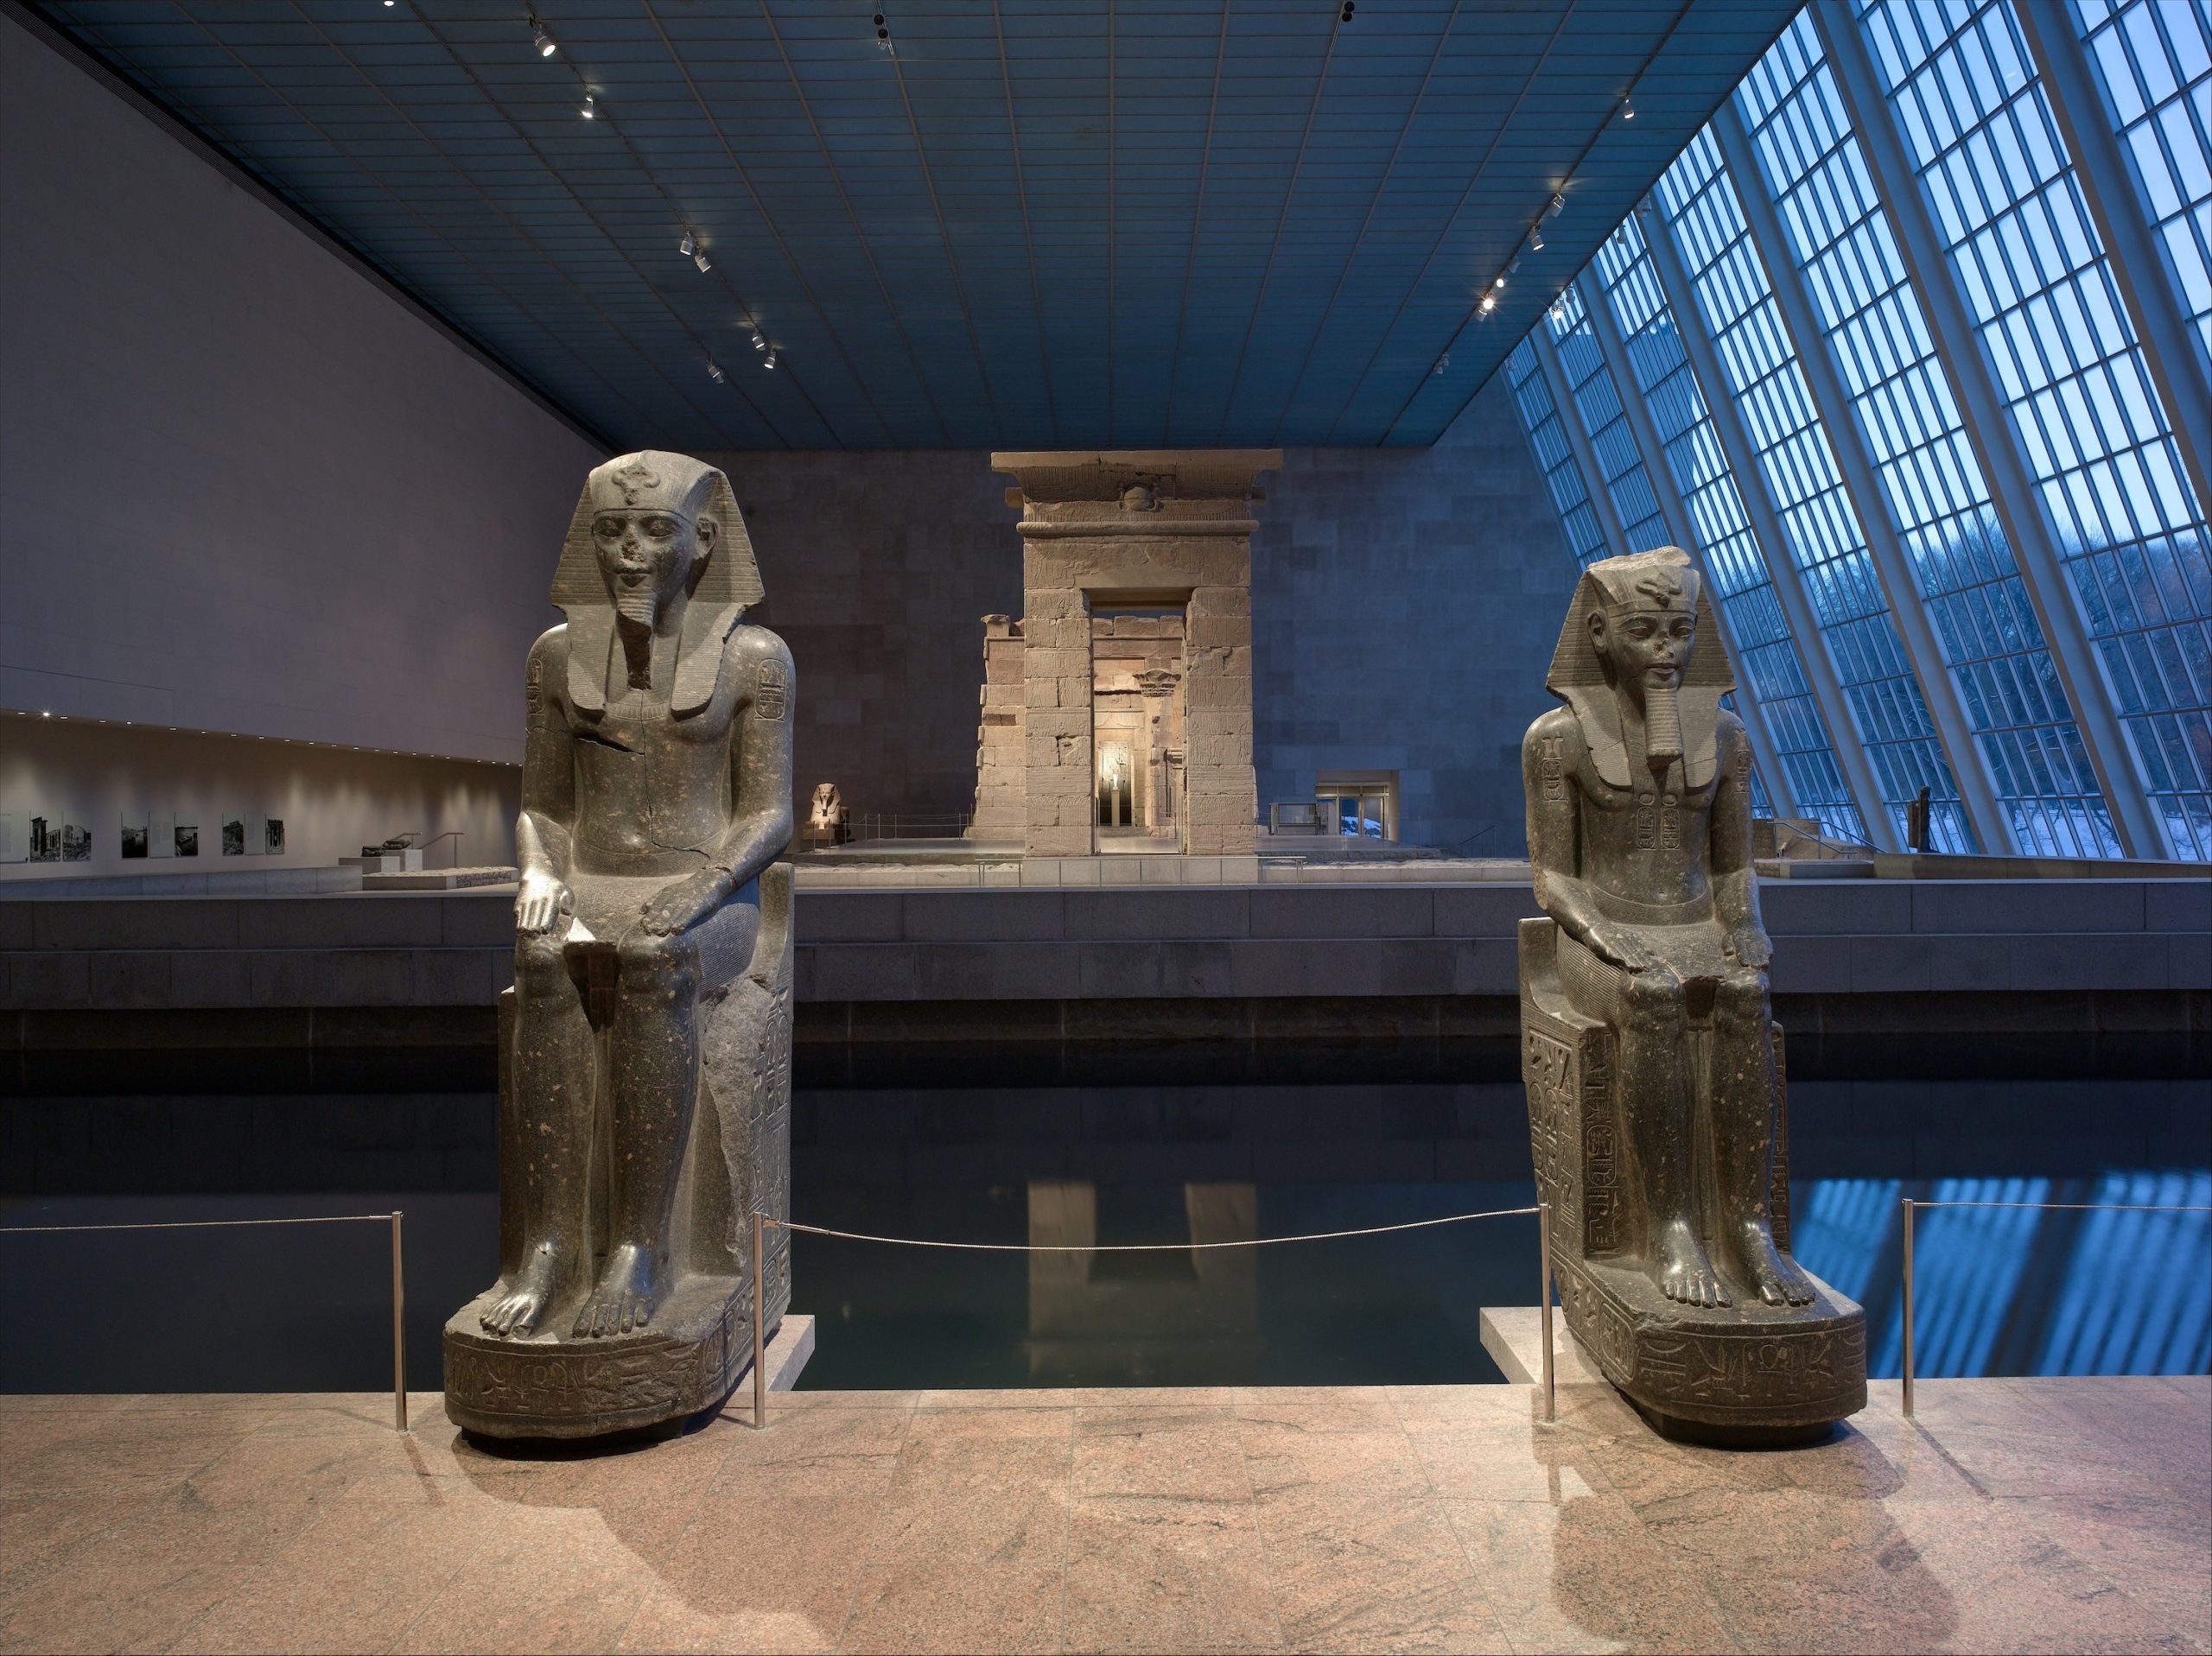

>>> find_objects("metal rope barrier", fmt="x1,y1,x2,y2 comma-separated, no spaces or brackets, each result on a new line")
1901,1196,2211,1415
751,1202,1556,1430
0,1211,408,1431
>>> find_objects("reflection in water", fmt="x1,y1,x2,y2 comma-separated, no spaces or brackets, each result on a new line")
1026,1181,1257,1385
1794,1171,2212,1378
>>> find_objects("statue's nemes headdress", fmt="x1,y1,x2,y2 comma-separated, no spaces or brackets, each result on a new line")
1544,547,1732,788
550,451,763,717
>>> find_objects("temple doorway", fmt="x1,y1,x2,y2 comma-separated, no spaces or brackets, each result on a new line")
1090,606,1186,852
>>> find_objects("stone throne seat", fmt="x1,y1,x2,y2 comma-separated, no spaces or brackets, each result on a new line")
443,862,795,1439
1518,915,1866,1443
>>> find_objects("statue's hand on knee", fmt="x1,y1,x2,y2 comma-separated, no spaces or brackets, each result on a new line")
517,870,573,936
1580,919,1656,974
637,869,729,937
1722,923,1773,968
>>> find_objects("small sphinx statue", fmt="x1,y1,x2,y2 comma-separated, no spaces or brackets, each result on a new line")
1519,547,1864,1443
444,451,797,1439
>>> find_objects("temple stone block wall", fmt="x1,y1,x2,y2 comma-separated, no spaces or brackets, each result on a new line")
994,452,1277,858
969,615,1027,841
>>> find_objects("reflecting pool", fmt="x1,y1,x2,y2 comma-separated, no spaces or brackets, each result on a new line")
2,1077,2204,1393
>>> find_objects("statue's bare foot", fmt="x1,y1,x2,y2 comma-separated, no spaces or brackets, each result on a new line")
1653,1219,1731,1308
1734,1220,1815,1306
573,1243,662,1338
481,1242,565,1337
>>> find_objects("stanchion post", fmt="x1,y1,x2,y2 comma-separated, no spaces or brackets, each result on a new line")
1900,1196,1916,1418
753,1212,766,1431
391,1211,408,1433
1537,1199,1555,1422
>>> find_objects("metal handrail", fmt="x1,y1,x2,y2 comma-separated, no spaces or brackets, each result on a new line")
1,1211,408,1431
1899,1196,2212,1414
748,1201,1557,1430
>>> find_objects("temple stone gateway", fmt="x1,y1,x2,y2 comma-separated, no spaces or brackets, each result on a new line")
1518,546,1866,1445
979,451,1278,857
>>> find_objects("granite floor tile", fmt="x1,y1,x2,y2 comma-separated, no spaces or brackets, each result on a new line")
1242,1423,1433,1518
1063,1496,1281,1654
1255,1493,1510,1654
166,1497,497,1655
613,1494,879,1655
1234,1386,1403,1433
0,1487,321,1655
1880,1490,2196,1655
1445,1492,1741,1654
1402,1417,1618,1504
0,1494,130,1600
1074,1407,1251,1501
2007,1492,2212,1653
1902,1379,2181,1500
839,1488,1071,1655
386,1503,659,1655
3,1384,2206,1654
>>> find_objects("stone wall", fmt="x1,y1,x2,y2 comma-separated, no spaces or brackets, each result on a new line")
1251,375,1580,856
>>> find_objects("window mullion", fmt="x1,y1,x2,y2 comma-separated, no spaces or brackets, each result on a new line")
1713,95,2018,854
1638,200,1900,847
2015,0,2212,517
1815,1,2169,859
1527,319,1635,561
1573,270,1802,821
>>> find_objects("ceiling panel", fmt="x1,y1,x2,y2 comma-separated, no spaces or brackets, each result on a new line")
36,0,1798,448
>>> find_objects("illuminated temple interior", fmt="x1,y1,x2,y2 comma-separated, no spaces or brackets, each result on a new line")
0,0,2205,1651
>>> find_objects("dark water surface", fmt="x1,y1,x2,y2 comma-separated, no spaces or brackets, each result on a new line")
3,1065,2205,1393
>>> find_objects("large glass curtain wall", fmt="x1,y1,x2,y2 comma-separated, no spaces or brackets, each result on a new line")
1502,0,2211,859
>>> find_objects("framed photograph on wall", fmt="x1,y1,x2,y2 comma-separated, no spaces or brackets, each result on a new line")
264,817,286,856
62,809,92,861
28,813,60,863
175,819,199,857
0,811,22,864
121,810,149,860
221,811,245,856
149,809,175,860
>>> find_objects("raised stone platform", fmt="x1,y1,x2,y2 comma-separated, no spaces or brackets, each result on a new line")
1,876,2203,1073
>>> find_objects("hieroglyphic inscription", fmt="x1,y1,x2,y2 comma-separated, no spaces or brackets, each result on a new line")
1541,736,1567,804
1580,1033,1619,1256
1769,1024,1791,1253
1523,1027,1577,1241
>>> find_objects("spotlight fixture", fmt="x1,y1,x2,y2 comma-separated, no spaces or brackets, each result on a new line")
1621,95,1636,121
1548,192,1567,219
708,359,726,383
680,230,696,257
581,93,597,119
1479,293,1497,314
1492,274,1507,290
531,14,556,56
1432,353,1448,376
1528,224,1545,252
874,10,893,52
752,328,767,352
693,250,712,273
763,348,778,370
1338,1,1355,20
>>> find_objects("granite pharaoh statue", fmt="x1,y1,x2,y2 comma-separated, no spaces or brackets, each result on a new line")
1518,547,1864,1443
444,451,797,1439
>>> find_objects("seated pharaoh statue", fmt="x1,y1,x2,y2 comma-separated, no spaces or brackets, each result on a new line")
1518,547,1864,1443
443,451,798,1440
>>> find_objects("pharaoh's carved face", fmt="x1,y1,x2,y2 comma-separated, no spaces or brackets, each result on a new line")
593,509,718,625
1589,605,1695,701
